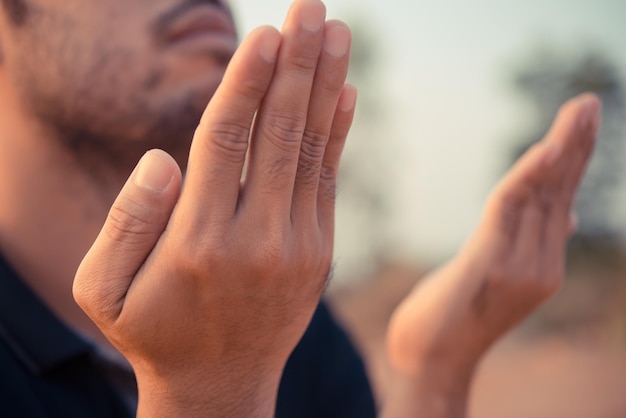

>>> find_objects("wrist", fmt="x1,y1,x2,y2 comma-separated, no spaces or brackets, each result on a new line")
382,365,473,418
134,360,284,418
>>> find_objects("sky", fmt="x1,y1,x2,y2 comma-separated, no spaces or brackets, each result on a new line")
231,0,626,279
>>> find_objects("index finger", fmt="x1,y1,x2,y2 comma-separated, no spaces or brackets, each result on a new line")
182,26,281,223
542,93,601,208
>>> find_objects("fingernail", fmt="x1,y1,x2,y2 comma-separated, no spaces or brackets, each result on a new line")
299,0,326,32
338,84,357,112
324,24,351,58
134,150,173,192
259,29,281,62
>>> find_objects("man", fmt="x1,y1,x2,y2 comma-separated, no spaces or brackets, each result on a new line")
0,0,600,416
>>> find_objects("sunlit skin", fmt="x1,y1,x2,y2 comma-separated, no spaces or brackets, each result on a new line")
0,0,238,356
0,0,600,416
0,0,237,167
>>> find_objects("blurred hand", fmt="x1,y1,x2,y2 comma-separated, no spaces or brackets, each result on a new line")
73,1,355,416
385,94,601,417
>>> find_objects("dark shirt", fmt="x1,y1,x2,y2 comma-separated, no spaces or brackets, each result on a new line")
0,255,376,417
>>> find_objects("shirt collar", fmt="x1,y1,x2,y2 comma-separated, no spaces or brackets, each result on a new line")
0,254,92,375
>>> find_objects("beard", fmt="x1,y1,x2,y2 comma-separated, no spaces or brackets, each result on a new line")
6,1,229,170
1,0,28,25
13,48,221,170
18,63,214,170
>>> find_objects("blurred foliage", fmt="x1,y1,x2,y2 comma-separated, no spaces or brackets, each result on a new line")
333,14,397,277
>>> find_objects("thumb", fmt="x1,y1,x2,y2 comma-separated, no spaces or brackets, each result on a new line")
73,149,182,327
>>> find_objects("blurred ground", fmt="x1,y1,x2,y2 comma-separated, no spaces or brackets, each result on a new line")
327,261,626,418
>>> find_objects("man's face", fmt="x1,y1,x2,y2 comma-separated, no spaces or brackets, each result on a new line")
0,0,238,164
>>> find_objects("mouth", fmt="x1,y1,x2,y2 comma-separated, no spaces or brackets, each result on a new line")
154,1,238,55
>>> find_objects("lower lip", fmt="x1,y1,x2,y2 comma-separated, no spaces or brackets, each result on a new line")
167,31,238,56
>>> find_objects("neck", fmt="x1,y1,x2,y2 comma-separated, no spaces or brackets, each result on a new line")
0,90,135,354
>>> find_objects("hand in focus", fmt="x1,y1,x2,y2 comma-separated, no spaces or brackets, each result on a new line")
73,1,355,416
384,94,601,417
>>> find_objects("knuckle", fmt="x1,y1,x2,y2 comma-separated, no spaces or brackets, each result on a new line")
78,291,114,324
296,128,328,186
496,188,527,214
233,74,271,100
288,52,320,73
246,224,297,275
320,162,338,184
254,236,288,273
201,120,250,164
301,127,329,160
299,249,331,296
264,114,306,151
318,172,338,203
104,198,155,244
317,72,345,96
329,124,350,145
72,269,117,325
177,235,229,276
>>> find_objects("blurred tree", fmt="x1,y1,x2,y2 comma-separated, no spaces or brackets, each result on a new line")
332,14,397,281
509,46,626,239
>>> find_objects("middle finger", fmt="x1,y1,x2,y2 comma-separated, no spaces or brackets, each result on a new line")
242,0,326,220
